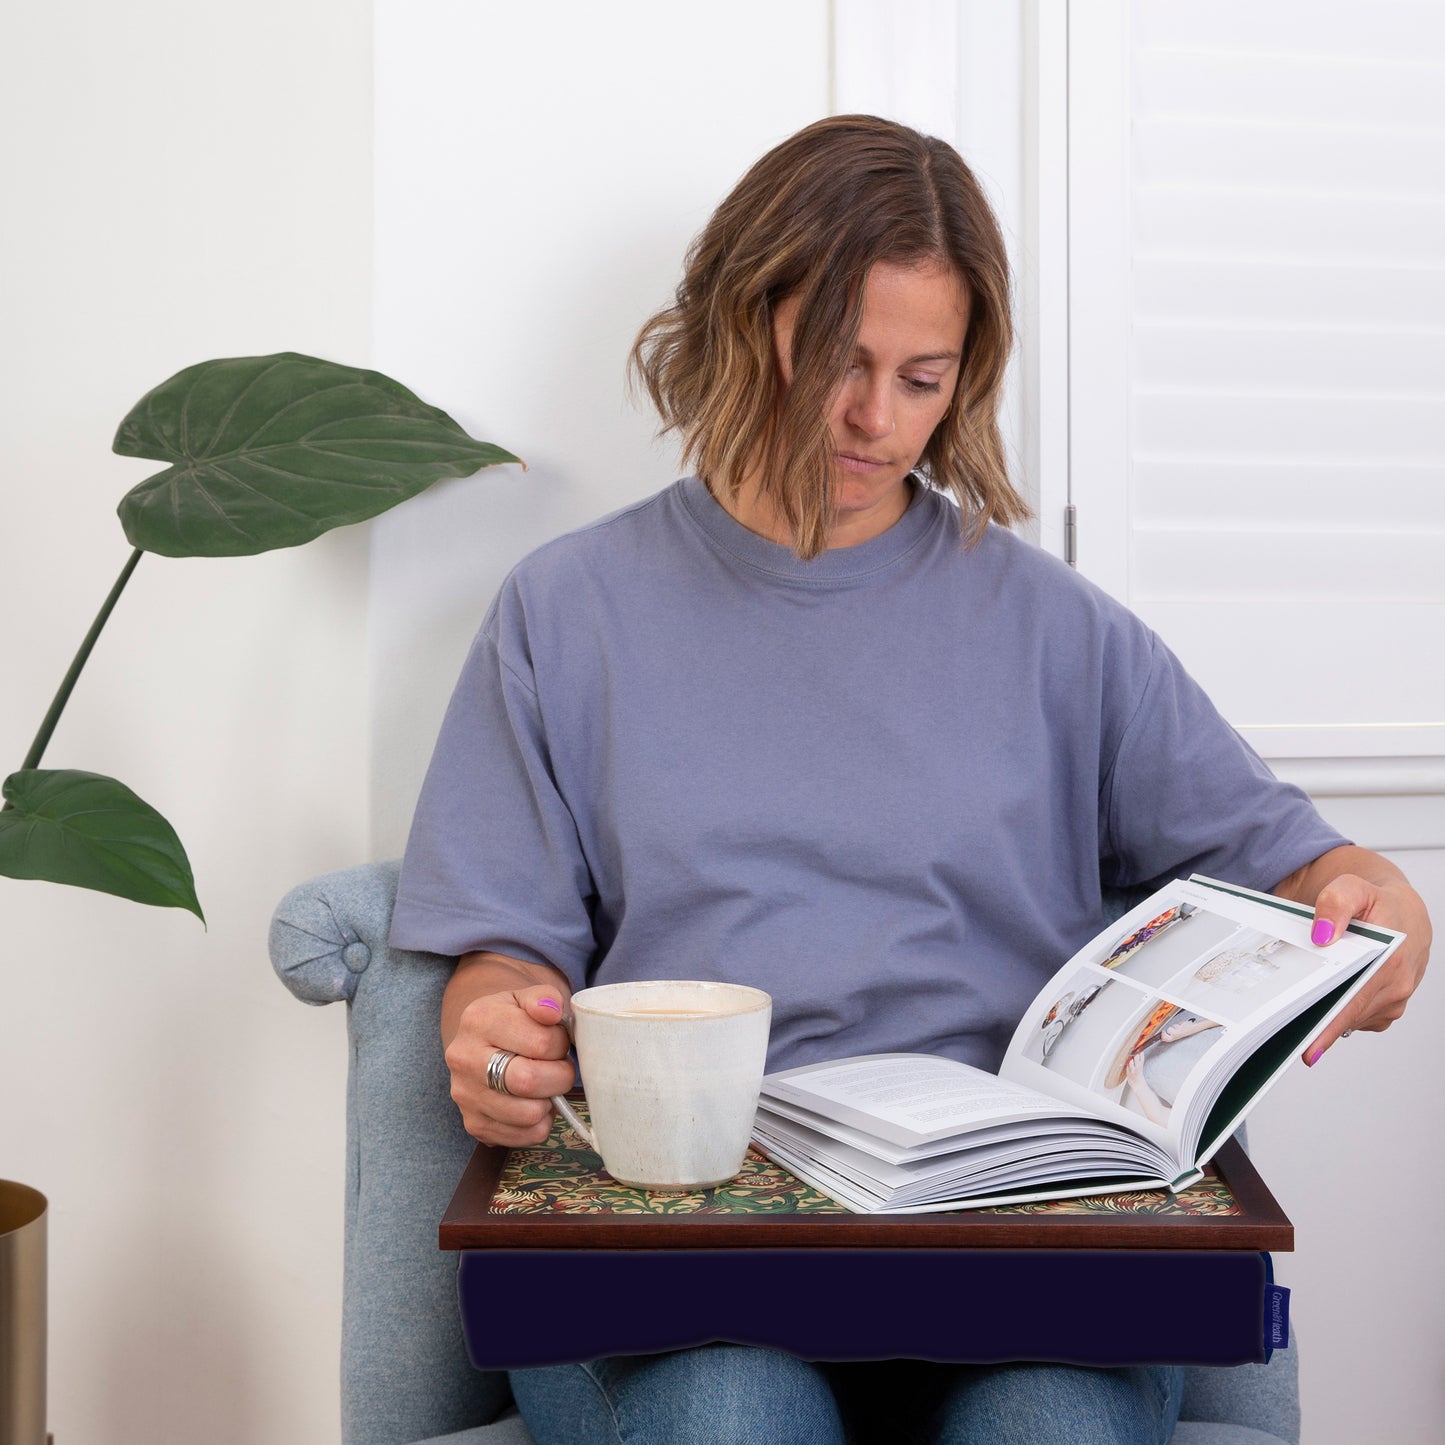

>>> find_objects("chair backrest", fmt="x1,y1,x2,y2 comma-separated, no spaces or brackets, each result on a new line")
269,860,1298,1445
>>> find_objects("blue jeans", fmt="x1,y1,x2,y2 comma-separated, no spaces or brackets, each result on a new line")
509,1349,1185,1444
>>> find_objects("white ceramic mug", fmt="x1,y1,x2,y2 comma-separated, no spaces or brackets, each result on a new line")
551,979,772,1190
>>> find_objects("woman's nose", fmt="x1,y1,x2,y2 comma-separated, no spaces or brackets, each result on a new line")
845,378,894,438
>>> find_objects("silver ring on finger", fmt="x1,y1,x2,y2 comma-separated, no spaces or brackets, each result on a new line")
486,1049,518,1095
1341,1029,1354,1039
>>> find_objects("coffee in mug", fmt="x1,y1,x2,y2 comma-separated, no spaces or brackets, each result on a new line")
552,979,772,1190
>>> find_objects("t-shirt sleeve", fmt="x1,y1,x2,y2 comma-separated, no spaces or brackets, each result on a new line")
1099,631,1349,895
388,601,597,984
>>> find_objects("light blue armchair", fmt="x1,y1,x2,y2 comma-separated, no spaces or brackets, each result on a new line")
269,860,1301,1445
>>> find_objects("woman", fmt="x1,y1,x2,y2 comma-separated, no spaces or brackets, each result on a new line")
391,116,1430,1444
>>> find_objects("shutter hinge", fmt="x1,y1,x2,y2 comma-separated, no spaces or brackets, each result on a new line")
1064,503,1077,568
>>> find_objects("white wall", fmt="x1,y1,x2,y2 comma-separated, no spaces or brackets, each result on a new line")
0,5,370,1442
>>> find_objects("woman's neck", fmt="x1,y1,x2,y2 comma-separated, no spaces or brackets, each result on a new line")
709,474,913,551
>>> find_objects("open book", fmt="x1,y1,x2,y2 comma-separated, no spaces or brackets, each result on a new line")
752,876,1402,1213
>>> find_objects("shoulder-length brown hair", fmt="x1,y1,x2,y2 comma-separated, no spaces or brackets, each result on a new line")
630,114,1029,559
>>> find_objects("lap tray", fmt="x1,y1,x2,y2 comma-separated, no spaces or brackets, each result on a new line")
441,1105,1291,1369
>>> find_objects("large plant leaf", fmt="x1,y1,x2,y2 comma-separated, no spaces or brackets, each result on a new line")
0,770,203,920
114,352,520,557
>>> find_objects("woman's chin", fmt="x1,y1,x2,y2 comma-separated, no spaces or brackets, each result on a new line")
829,474,910,519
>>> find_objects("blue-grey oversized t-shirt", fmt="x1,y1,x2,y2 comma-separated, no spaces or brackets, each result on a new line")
391,477,1345,1072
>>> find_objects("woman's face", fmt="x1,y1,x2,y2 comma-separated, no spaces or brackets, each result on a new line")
773,259,969,546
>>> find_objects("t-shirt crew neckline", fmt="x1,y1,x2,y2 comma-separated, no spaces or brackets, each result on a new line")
676,474,938,587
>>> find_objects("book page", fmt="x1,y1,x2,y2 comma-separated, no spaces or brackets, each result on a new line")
757,1092,1148,1165
760,1052,1092,1150
999,877,1396,1159
753,1123,1179,1213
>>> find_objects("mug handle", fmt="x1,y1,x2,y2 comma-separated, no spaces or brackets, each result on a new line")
551,1092,594,1147
549,1008,596,1148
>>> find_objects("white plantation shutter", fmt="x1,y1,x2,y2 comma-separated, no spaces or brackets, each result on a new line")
1068,0,1445,844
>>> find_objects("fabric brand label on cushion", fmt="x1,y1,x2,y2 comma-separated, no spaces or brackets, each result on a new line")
1266,1282,1290,1350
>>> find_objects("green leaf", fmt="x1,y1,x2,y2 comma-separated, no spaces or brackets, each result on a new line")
0,770,204,920
114,352,520,557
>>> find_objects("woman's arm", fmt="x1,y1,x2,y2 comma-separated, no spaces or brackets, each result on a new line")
1158,1015,1219,1044
441,951,576,1147
1272,845,1433,1064
1124,1054,1171,1126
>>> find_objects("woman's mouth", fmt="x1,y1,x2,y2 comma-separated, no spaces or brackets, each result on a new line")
834,452,887,474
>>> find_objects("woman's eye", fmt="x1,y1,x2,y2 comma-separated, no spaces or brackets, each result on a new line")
904,376,943,395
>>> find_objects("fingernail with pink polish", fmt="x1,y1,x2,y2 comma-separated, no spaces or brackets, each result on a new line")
1310,919,1335,946
1304,1047,1323,1067
537,997,562,1012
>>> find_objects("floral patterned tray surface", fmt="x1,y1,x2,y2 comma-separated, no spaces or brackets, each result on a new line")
490,1104,1240,1218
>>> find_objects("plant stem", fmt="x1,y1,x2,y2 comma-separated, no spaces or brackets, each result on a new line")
19,547,145,774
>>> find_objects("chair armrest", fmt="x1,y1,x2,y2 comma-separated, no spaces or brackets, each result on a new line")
269,858,404,1005
269,860,518,1442
1178,1352,1299,1444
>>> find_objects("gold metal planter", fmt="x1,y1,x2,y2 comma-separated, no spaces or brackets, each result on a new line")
0,1181,47,1445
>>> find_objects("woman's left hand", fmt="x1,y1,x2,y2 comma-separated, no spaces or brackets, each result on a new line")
1276,848,1433,1065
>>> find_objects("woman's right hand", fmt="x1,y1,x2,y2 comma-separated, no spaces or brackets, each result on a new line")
441,952,576,1146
